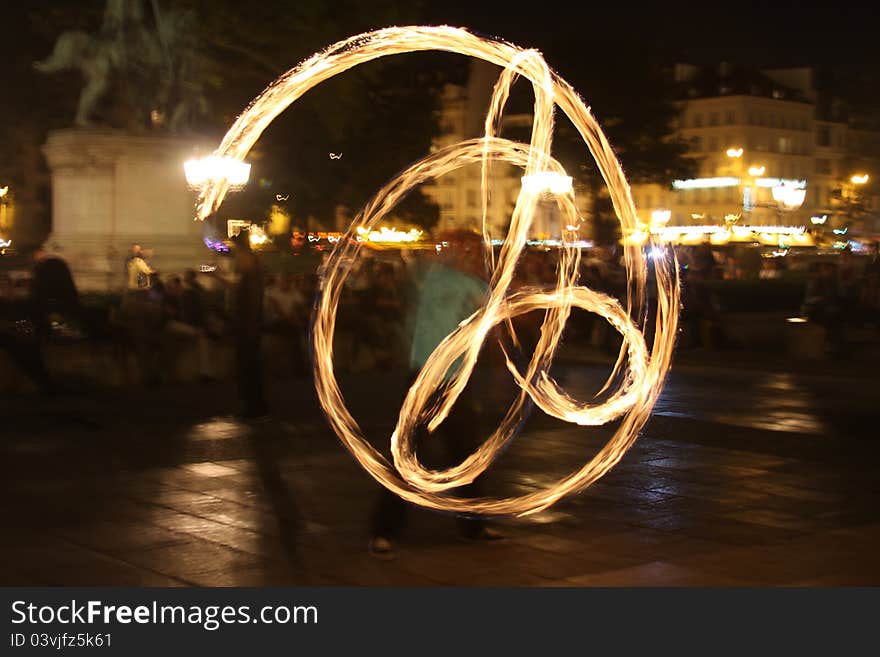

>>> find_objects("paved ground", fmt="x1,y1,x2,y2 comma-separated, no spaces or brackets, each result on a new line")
1,358,879,587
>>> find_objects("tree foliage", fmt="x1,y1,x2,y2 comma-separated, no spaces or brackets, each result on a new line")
182,0,454,230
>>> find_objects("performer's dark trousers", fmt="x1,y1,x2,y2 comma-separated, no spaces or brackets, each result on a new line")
235,333,268,417
0,331,53,395
370,372,486,539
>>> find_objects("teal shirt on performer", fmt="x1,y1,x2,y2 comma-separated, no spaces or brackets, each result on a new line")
408,262,489,373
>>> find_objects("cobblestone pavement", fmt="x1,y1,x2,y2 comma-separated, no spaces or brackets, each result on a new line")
1,363,878,586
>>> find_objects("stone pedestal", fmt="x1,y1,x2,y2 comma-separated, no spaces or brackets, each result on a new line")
43,128,213,291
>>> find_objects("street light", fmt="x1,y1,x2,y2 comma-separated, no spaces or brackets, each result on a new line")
650,209,671,227
833,172,870,234
771,183,806,210
726,147,743,158
0,185,9,238
184,156,251,191
747,165,765,177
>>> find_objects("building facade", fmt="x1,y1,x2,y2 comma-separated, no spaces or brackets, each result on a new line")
421,61,588,241
631,65,880,237
424,61,880,242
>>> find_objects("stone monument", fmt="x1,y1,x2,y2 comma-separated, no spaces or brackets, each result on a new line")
36,0,213,291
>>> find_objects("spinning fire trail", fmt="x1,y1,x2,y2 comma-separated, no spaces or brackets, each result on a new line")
194,26,679,516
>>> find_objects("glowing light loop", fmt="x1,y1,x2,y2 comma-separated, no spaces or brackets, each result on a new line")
195,26,679,516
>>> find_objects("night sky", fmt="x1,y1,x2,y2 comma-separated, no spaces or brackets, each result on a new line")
2,1,876,70
418,1,878,73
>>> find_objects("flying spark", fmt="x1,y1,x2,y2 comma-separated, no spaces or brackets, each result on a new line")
194,26,679,517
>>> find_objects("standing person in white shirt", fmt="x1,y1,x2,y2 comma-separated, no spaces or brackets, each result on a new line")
125,243,155,291
121,243,161,385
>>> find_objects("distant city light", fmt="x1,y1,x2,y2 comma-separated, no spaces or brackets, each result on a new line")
356,226,423,243
648,224,810,246
851,173,869,185
672,177,740,189
747,225,806,235
747,165,766,176
756,178,806,189
810,215,828,225
654,225,724,237
726,147,743,158
248,224,270,246
203,237,229,253
226,219,252,238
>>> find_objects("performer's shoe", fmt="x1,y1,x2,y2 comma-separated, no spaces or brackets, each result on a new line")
369,536,397,560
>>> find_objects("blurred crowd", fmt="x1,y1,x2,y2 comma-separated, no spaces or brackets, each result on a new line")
3,237,880,397
0,242,319,396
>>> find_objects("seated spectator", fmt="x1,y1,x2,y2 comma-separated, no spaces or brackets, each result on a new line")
264,272,309,374
265,273,307,329
364,262,407,369
29,246,83,340
161,273,217,382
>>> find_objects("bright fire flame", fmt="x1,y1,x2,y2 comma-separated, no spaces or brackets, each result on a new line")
194,26,679,517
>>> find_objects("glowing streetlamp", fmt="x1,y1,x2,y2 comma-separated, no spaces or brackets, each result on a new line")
771,183,806,210
0,185,9,238
520,171,573,195
747,165,765,177
851,173,869,185
726,147,743,158
650,209,671,228
184,156,251,191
